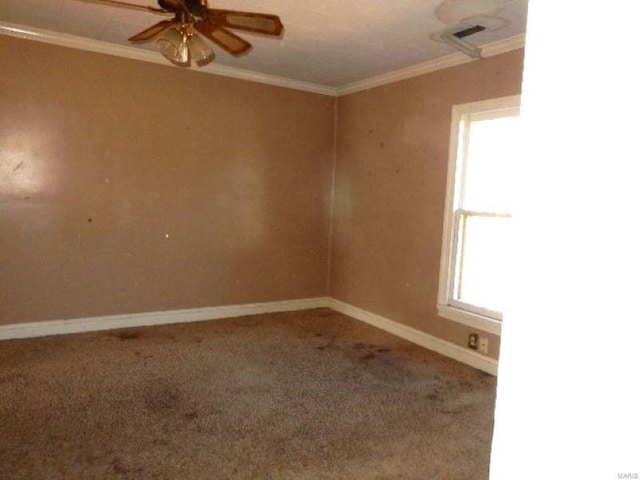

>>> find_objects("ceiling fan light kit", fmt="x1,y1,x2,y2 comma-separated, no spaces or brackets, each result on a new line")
80,0,283,68
157,23,215,67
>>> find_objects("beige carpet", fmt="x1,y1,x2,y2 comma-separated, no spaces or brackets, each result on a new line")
0,309,496,479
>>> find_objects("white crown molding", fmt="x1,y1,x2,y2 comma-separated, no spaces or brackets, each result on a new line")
327,298,498,375
336,33,526,96
0,21,338,97
0,297,329,340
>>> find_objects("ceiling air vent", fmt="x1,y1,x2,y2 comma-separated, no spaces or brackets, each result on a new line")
453,25,487,39
430,15,507,59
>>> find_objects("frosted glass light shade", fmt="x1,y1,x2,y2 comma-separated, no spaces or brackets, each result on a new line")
188,33,215,67
157,27,190,66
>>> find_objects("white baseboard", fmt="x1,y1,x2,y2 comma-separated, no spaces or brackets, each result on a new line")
0,297,329,341
327,298,498,376
0,296,497,375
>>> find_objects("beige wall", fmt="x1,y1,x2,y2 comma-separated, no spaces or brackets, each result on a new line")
1,35,525,359
330,50,525,359
0,36,335,324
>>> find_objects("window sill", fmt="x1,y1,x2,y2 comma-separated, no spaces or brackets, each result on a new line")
437,304,502,336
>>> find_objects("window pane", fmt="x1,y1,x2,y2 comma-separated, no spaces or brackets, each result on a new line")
461,115,519,213
455,215,509,314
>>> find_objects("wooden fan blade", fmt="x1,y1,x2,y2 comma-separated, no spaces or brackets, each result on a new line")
206,9,283,36
194,22,251,56
128,19,176,42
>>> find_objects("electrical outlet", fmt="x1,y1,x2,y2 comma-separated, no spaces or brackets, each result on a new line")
479,337,489,355
468,333,478,350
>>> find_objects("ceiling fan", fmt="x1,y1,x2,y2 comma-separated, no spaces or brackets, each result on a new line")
81,0,284,67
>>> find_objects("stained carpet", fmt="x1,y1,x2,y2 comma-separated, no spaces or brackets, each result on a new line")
0,308,496,479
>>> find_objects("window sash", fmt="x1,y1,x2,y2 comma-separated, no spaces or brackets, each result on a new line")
448,209,510,321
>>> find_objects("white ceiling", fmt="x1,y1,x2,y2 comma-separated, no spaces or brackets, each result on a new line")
0,0,528,88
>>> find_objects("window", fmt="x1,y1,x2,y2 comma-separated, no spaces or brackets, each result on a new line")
437,96,520,335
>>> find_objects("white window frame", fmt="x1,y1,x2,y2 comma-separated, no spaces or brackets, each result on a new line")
437,95,521,336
